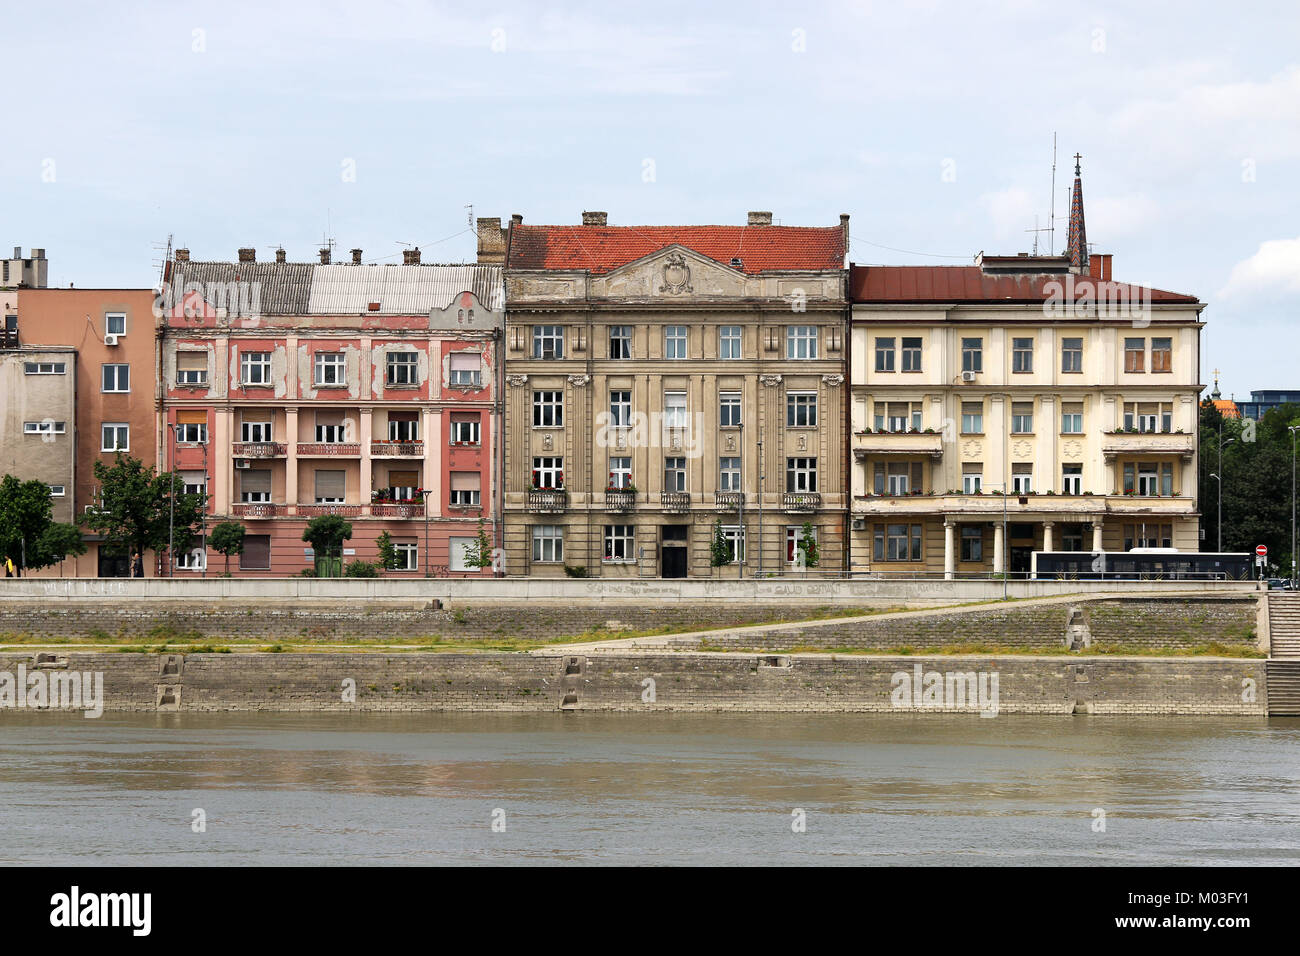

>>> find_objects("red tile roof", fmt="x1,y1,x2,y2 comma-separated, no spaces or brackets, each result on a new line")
508,224,845,274
1212,399,1242,419
849,266,1199,304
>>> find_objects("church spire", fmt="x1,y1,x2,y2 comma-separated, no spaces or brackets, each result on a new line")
1065,153,1088,273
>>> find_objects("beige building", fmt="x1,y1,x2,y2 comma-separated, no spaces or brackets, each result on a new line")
490,210,849,577
0,346,77,523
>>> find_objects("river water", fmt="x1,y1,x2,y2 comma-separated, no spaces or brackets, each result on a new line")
1,713,1298,865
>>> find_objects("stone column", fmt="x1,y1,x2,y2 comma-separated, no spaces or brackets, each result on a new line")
943,519,956,580
993,521,1005,573
285,407,299,508
1091,518,1104,552
359,408,373,513
1043,520,1055,552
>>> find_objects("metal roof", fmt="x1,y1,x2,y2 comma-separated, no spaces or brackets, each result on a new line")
849,266,1200,304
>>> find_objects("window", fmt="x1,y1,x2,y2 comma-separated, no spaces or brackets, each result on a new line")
1061,402,1083,434
961,337,983,373
1010,402,1033,434
1124,462,1161,496
532,457,563,489
48,485,66,497
181,471,207,498
609,326,631,359
240,470,272,503
664,325,687,359
387,470,421,502
315,411,346,443
386,351,419,386
24,420,66,435
901,337,922,372
175,409,207,443
786,457,817,493
533,325,564,359
450,414,480,445
449,472,481,506
241,351,272,386
449,352,481,387
786,526,818,564
1124,523,1173,550
1062,525,1084,551
1151,337,1172,373
314,352,346,386
449,538,476,573
1161,462,1174,497
533,390,563,427
392,540,418,572
1012,337,1034,373
1061,337,1083,373
102,363,130,393
664,456,687,492
718,526,745,563
961,401,983,434
664,391,687,429
609,390,631,427
240,535,271,570
608,457,632,489
875,337,896,372
720,391,742,428
314,469,345,504
23,361,66,375
962,463,983,494
873,461,922,495
719,326,742,359
532,525,564,562
101,423,129,452
388,412,418,442
604,525,635,561
787,392,817,427
241,419,272,443
176,351,207,385
175,539,206,571
874,401,921,433
1123,402,1169,433
1012,463,1033,493
874,523,922,562
105,312,126,336
1061,464,1082,495
719,456,741,492
960,526,983,562
1124,338,1145,373
787,326,818,359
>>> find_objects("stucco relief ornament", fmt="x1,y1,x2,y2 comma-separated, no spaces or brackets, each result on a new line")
1063,440,1083,459
1013,439,1033,459
505,374,528,387
658,252,693,294
760,374,783,387
821,374,844,386
566,374,591,387
962,439,982,457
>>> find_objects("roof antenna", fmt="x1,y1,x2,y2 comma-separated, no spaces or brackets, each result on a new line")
1048,132,1057,256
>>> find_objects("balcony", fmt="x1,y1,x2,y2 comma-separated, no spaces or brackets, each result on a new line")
296,442,361,457
371,503,425,519
661,491,691,513
1102,431,1194,461
232,442,286,459
297,504,363,517
528,489,569,513
851,491,1197,518
231,502,279,518
714,491,745,511
605,489,636,512
783,492,821,512
370,441,424,457
852,430,944,460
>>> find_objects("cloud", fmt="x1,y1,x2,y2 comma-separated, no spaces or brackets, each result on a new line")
979,187,1037,242
1088,193,1160,237
1218,237,1300,300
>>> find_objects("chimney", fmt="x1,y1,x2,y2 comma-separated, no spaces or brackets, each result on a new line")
174,248,190,262
403,247,422,265
238,247,256,263
11,247,19,259
351,248,363,265
275,248,286,264
319,247,332,265
747,211,772,227
511,214,523,226
31,248,44,259
582,211,608,226
1089,253,1112,282
476,217,506,264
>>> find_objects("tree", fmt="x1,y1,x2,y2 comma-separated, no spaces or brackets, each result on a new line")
375,531,398,571
80,454,204,574
0,475,85,574
459,517,495,572
710,518,731,571
303,515,352,577
795,520,819,570
209,521,246,576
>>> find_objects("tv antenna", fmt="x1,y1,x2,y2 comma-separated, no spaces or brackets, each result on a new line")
1048,132,1057,255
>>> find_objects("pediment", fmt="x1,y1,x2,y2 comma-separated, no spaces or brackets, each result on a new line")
595,245,752,299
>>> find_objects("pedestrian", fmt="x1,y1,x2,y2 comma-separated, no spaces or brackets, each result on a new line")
4,555,13,577
132,553,144,578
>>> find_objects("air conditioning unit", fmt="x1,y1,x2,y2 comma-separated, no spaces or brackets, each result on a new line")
851,517,866,531
104,334,119,346
960,370,976,383
234,459,251,469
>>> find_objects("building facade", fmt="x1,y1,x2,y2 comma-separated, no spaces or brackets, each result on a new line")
493,210,849,578
1237,389,1300,420
0,345,77,524
159,247,503,576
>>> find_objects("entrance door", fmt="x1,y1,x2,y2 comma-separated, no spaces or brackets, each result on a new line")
661,525,689,578
1010,547,1034,575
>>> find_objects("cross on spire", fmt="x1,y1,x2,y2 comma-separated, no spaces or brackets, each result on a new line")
1073,153,1082,176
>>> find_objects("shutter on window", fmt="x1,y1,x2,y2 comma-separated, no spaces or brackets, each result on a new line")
240,535,270,570
315,470,345,498
450,472,480,492
177,352,206,371
177,410,206,425
389,470,419,487
242,470,272,494
316,410,343,427
450,352,479,371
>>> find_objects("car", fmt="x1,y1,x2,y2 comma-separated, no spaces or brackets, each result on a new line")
1266,577,1295,590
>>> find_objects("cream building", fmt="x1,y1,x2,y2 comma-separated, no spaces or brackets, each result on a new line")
490,211,849,577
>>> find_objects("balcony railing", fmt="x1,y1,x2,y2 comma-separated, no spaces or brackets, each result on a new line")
371,503,425,519
661,491,691,513
232,442,286,459
370,441,424,456
783,492,821,512
1101,431,1194,461
605,489,636,512
714,491,745,511
296,442,361,457
231,502,279,518
528,489,569,513
851,430,944,460
297,504,363,517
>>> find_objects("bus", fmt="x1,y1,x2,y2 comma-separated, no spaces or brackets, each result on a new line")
1031,549,1253,581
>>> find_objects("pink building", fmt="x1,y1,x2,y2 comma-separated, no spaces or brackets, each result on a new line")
159,246,503,576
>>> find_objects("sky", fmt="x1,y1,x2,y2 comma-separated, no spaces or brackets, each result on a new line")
5,0,1298,399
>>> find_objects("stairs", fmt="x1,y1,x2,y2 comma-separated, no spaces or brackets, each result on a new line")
1269,594,1300,658
1266,662,1300,716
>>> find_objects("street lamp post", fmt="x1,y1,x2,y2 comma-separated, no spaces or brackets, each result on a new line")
1289,425,1299,587
167,423,175,577
1216,426,1236,553
421,489,432,578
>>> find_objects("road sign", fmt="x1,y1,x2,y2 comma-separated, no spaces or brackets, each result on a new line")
1256,544,1268,557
